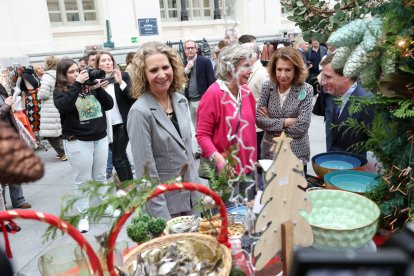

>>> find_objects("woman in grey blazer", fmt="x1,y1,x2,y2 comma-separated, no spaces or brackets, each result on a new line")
127,41,200,220
257,47,313,173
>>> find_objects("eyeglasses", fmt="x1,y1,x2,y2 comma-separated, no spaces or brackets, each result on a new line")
321,74,333,81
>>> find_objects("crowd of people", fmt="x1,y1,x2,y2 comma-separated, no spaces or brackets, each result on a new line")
0,29,374,233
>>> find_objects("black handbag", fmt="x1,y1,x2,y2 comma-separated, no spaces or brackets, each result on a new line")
312,89,326,117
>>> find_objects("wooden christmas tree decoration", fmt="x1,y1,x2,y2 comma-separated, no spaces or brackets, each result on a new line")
253,132,313,272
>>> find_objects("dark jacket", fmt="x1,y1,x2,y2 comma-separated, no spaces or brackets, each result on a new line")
297,48,308,64
0,84,18,132
113,72,135,125
307,46,328,75
184,55,216,101
53,81,114,141
325,83,374,156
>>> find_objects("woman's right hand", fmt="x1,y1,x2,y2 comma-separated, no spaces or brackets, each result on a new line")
214,152,236,177
76,70,89,84
258,106,269,118
283,118,297,128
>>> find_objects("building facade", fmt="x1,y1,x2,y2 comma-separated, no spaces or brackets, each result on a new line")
0,0,297,66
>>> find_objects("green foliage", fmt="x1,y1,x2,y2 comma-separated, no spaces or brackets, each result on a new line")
147,217,167,236
127,212,167,242
201,147,244,203
281,0,374,41
43,173,158,242
127,220,150,243
132,213,151,225
393,100,414,119
230,267,246,276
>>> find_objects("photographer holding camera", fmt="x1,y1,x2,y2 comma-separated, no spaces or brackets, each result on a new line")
53,59,114,233
95,51,135,183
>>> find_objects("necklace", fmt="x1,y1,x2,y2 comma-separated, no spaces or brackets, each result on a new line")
158,97,173,119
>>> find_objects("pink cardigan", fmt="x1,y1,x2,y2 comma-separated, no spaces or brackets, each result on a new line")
196,81,257,174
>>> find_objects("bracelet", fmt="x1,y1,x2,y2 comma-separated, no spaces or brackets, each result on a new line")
209,151,217,162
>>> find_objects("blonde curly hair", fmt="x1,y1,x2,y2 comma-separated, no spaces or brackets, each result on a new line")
130,41,187,99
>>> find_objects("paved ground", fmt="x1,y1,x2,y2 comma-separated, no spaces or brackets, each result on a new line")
1,113,326,275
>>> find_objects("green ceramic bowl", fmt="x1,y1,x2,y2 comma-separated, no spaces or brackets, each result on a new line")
300,190,380,249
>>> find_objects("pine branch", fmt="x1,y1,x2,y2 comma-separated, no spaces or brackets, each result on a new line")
42,176,158,242
393,100,414,119
337,117,370,140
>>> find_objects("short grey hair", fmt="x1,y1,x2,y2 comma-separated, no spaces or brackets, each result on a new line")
216,44,253,81
241,42,259,60
184,39,196,49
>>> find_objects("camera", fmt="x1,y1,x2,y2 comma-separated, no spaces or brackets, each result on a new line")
100,77,115,84
85,69,105,86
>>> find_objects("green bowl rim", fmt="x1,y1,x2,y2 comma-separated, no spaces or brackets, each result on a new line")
305,189,381,231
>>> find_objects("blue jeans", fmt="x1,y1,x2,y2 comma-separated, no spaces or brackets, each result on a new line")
0,185,6,210
2,184,25,208
63,137,108,213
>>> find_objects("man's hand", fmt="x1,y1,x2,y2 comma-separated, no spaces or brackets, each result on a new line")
185,60,194,73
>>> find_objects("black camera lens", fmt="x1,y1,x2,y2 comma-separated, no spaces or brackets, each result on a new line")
87,69,105,79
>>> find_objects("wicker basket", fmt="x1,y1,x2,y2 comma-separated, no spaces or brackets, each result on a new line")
164,215,198,234
123,233,232,275
106,182,232,276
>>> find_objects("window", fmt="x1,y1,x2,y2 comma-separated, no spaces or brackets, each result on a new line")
159,0,217,21
186,0,213,18
218,0,234,17
47,0,97,26
159,0,179,21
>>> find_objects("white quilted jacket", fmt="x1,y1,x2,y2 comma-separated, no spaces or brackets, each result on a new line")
38,70,62,137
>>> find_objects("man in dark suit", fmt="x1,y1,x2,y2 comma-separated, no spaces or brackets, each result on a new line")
320,54,374,157
307,39,327,95
184,40,216,130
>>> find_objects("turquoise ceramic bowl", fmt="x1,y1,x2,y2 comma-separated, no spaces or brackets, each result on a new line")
311,152,368,178
227,206,247,224
300,190,380,249
324,170,379,194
